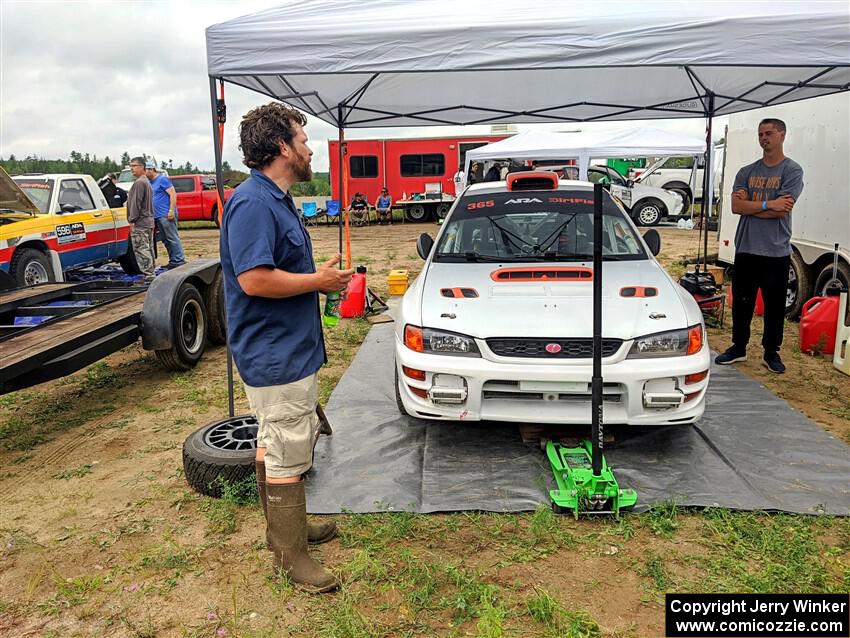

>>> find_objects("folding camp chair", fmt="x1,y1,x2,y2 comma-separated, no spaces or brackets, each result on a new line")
302,201,319,227
325,199,341,226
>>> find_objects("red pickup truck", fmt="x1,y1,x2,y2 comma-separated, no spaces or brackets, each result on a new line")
170,174,234,225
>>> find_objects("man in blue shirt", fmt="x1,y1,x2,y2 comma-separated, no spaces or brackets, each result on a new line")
220,102,353,593
145,163,186,269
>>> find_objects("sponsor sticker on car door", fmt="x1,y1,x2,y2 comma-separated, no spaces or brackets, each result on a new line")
55,222,87,244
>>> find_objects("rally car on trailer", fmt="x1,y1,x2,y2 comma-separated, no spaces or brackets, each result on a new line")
394,171,710,426
1,169,140,286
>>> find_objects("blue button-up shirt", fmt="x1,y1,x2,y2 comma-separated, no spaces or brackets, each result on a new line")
220,169,325,387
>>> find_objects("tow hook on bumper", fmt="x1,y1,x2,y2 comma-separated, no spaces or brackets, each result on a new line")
428,374,468,404
642,390,685,408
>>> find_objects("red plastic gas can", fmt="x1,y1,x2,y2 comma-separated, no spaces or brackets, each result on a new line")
726,286,764,316
340,266,367,318
799,295,840,355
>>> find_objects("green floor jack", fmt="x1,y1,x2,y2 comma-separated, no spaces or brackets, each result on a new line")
547,184,637,518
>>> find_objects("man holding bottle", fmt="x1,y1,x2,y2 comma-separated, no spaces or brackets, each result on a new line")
219,102,353,593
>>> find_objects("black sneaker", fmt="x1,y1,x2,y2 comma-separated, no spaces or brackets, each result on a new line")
763,351,786,374
714,346,747,365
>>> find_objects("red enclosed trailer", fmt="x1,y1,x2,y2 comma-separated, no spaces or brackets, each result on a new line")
328,134,507,222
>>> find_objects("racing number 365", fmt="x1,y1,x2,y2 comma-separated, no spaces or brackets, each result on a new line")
467,200,495,210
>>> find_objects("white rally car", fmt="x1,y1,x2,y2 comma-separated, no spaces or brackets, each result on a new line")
394,171,710,426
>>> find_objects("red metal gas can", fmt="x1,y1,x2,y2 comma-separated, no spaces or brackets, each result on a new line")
799,295,840,355
726,286,764,316
340,266,367,318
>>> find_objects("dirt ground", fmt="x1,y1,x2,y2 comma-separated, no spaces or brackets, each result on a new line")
0,222,847,638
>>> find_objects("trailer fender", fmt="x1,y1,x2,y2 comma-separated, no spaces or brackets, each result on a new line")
141,259,221,351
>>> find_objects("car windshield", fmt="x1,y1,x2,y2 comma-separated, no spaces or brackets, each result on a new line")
434,188,646,262
117,169,135,183
13,179,54,214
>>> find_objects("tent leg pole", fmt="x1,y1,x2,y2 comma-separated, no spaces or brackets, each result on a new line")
702,94,715,273
337,107,345,262
210,76,234,419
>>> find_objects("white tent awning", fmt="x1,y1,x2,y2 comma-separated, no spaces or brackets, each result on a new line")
206,1,850,127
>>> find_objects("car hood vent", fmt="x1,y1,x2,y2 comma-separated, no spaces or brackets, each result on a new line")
491,267,593,282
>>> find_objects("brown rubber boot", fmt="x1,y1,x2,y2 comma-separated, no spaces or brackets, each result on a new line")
257,461,337,546
266,481,339,593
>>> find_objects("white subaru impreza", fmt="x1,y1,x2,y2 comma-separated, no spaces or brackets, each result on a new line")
394,172,710,426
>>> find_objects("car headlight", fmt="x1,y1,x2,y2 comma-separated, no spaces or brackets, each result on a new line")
404,325,481,357
627,325,703,358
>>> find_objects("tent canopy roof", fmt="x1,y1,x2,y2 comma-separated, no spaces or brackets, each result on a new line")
206,1,850,127
466,127,706,164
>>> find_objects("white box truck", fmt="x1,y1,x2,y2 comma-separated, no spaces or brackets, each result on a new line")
718,92,850,318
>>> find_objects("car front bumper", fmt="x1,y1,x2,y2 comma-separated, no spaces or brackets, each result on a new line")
394,338,710,426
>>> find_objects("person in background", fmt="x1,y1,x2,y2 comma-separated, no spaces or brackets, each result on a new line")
468,162,483,184
126,157,156,282
453,166,465,196
145,162,186,269
375,187,392,225
483,162,502,182
349,192,369,226
714,118,804,374
220,102,353,593
98,173,128,208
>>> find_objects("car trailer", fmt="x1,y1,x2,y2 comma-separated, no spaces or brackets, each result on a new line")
0,259,226,394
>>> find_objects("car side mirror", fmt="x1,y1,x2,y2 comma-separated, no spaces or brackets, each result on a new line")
626,179,634,188
643,229,661,256
416,233,434,260
59,204,78,214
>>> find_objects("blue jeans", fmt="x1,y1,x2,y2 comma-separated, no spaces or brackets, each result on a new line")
155,217,186,266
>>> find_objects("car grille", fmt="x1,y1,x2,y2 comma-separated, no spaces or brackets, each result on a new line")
485,338,622,358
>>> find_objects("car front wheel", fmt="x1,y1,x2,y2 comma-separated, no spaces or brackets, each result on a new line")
633,200,664,226
10,247,54,287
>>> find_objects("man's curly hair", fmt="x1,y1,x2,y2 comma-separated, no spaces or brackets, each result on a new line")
239,103,307,169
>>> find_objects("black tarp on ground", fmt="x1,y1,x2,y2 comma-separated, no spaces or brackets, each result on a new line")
307,324,849,515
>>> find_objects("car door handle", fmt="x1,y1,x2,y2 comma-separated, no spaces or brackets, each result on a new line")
92,212,104,217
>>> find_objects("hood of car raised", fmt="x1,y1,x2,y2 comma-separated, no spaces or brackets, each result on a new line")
0,167,40,217
419,260,689,340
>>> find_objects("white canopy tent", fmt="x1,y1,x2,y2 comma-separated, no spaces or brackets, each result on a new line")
465,127,707,181
205,0,849,414
207,1,849,129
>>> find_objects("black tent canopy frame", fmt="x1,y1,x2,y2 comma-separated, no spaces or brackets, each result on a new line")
208,67,849,417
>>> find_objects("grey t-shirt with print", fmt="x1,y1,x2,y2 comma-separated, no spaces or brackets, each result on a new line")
732,158,804,257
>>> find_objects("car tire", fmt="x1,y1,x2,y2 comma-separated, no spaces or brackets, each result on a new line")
785,250,812,319
183,416,258,497
204,268,227,345
633,199,664,226
211,204,221,228
10,247,54,287
405,204,429,223
436,203,451,220
155,283,208,371
118,240,142,276
394,366,409,416
814,259,850,297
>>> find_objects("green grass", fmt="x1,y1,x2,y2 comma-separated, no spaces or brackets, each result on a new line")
526,588,601,638
53,464,94,480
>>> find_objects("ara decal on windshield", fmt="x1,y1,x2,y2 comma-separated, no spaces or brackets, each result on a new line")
504,197,542,204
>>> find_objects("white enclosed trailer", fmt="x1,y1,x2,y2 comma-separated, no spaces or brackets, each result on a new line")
718,92,850,317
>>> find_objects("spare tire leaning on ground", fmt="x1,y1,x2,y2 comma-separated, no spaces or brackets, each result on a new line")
183,415,258,497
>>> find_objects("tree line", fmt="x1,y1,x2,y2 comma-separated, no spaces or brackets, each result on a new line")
0,152,331,195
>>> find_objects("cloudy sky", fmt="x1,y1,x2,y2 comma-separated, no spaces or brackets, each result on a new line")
1,1,724,173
